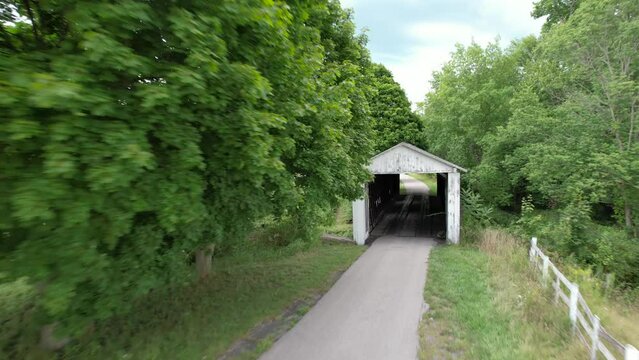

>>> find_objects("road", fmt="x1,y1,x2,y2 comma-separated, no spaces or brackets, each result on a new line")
400,173,429,195
259,175,434,360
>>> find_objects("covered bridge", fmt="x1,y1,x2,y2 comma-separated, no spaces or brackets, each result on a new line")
352,142,466,245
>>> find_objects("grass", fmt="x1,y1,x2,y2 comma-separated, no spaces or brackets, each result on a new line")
323,198,353,239
408,173,437,193
55,242,365,360
563,265,639,348
420,229,585,359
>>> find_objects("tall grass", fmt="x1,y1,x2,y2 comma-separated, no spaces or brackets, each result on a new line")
420,228,585,359
323,199,353,239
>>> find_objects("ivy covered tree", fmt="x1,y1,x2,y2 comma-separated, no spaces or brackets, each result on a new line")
0,0,375,347
368,63,424,151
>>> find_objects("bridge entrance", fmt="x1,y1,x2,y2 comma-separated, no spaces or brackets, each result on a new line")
352,143,466,245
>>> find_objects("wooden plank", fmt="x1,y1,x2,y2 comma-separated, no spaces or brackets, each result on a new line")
556,271,572,289
576,325,590,348
577,311,592,335
598,341,617,360
599,327,626,354
531,243,634,360
578,294,595,321
446,172,460,244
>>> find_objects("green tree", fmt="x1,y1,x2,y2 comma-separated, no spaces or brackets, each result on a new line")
0,0,375,347
540,0,639,234
532,0,582,31
422,40,524,168
368,63,424,151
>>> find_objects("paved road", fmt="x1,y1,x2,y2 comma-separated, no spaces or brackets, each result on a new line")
400,173,429,195
370,174,440,239
260,235,435,360
259,174,435,360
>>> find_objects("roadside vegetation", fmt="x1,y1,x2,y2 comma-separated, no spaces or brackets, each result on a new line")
408,173,437,194
323,199,354,239
0,0,415,354
421,229,582,359
422,0,639,298
2,240,364,359
420,195,639,359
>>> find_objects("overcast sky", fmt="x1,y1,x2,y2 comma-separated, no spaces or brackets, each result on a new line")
340,0,545,105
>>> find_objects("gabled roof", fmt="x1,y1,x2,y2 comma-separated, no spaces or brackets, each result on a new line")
369,142,467,174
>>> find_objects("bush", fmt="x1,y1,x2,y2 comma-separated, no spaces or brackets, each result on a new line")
461,189,494,243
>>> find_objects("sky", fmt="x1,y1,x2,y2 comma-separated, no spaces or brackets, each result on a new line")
340,0,546,105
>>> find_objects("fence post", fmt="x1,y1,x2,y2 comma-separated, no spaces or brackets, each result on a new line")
529,237,537,262
626,345,639,360
542,255,550,286
590,315,600,360
569,283,579,333
554,275,560,304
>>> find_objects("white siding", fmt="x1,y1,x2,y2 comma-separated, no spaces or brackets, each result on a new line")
352,185,369,245
369,146,456,174
446,172,460,244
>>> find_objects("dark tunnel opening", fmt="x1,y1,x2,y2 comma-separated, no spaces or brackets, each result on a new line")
366,173,447,244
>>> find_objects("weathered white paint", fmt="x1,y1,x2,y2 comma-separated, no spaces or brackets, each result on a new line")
369,143,466,174
352,185,369,245
446,171,460,244
351,143,465,245
626,345,639,360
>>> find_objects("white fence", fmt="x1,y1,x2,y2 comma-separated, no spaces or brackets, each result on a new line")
529,237,639,360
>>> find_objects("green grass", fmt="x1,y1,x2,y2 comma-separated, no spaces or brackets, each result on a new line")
420,229,584,359
59,242,364,360
408,173,437,193
323,198,353,238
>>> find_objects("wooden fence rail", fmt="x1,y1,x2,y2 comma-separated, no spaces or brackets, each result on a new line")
529,237,639,360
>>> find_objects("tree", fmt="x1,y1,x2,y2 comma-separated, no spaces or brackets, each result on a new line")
422,41,523,168
532,0,583,31
368,63,424,151
0,0,375,347
541,0,639,234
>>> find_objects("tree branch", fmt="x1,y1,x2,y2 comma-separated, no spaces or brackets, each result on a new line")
21,0,41,45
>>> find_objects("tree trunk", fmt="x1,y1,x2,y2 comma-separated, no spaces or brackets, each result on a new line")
195,244,215,280
624,202,633,229
40,323,70,351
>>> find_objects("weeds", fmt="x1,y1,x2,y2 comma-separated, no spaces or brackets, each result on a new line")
420,228,585,359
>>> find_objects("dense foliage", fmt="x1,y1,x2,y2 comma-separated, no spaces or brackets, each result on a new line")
368,63,425,151
0,0,388,345
423,0,639,288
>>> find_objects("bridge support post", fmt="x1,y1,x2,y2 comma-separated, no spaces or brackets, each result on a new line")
353,184,369,245
446,171,460,244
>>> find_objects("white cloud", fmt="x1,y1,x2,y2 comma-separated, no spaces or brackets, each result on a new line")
376,1,545,106
339,0,357,8
477,0,545,36
406,22,495,47
380,45,451,107
346,0,546,106
379,22,495,106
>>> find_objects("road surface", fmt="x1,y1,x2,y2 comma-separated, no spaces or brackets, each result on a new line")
260,175,434,360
